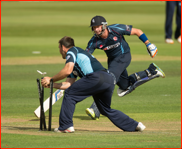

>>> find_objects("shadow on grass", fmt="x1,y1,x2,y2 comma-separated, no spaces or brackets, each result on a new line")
29,115,94,121
1,126,38,130
73,115,95,120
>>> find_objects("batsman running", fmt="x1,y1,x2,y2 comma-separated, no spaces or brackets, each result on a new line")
85,16,165,120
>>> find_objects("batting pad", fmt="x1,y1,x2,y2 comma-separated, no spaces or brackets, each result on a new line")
122,74,160,97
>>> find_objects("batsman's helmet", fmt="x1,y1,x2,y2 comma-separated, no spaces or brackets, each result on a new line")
90,16,107,36
90,15,107,27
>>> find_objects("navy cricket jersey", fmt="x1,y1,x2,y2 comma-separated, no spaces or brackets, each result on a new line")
86,24,132,59
66,46,105,78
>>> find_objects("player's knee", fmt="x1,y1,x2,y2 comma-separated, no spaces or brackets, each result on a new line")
128,75,137,85
117,80,130,90
98,108,108,116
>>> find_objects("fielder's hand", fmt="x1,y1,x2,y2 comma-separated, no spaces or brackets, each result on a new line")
41,77,51,88
146,43,158,58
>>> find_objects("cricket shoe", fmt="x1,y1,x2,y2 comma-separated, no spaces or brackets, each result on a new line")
177,36,181,43
135,122,146,132
165,38,174,44
117,86,131,97
85,108,99,120
153,63,165,78
54,126,75,133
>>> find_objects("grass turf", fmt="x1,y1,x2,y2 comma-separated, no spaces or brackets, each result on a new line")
1,1,181,148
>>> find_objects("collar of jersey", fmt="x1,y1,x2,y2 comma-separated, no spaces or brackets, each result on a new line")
107,27,114,34
95,27,113,39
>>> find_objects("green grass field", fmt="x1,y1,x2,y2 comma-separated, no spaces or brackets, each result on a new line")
1,1,181,148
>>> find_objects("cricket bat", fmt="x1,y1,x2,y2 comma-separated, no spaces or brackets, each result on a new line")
34,89,64,118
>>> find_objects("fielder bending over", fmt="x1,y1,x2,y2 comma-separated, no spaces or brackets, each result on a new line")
41,36,146,133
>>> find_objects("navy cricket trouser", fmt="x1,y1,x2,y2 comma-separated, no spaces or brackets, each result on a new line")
58,71,138,131
108,52,152,90
165,1,181,39
108,52,131,90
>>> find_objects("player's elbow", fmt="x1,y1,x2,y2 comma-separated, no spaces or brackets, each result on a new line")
137,29,143,36
65,70,73,76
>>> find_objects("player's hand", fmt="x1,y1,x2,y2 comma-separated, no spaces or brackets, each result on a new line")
146,43,158,58
41,77,51,88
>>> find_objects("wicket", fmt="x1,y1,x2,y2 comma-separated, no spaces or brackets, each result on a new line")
36,78,53,131
48,79,53,131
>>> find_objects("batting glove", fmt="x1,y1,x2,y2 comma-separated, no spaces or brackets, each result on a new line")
146,43,158,58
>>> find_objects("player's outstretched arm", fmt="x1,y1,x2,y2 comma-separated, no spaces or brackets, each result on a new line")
130,28,158,58
52,62,75,82
53,78,76,90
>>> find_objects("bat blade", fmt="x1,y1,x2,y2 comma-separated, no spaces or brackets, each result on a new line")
34,89,64,118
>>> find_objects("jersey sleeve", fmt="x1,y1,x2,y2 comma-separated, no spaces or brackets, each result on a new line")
65,47,78,64
85,36,96,54
109,24,132,36
67,73,77,79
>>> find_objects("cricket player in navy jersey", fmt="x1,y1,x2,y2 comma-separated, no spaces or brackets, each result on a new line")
41,36,146,133
165,1,181,44
85,16,165,120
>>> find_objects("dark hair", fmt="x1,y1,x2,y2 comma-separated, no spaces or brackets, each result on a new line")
58,36,75,49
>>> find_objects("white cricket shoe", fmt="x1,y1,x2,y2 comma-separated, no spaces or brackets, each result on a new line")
165,38,174,44
136,122,146,132
153,63,165,78
54,126,75,133
117,86,131,97
85,108,99,120
177,36,181,43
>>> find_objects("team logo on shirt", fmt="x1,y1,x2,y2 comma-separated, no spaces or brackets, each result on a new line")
103,42,120,51
99,45,103,48
66,55,71,61
126,25,130,31
113,36,118,41
73,71,78,76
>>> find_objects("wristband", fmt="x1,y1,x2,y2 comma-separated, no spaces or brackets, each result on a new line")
146,42,151,47
139,33,148,43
